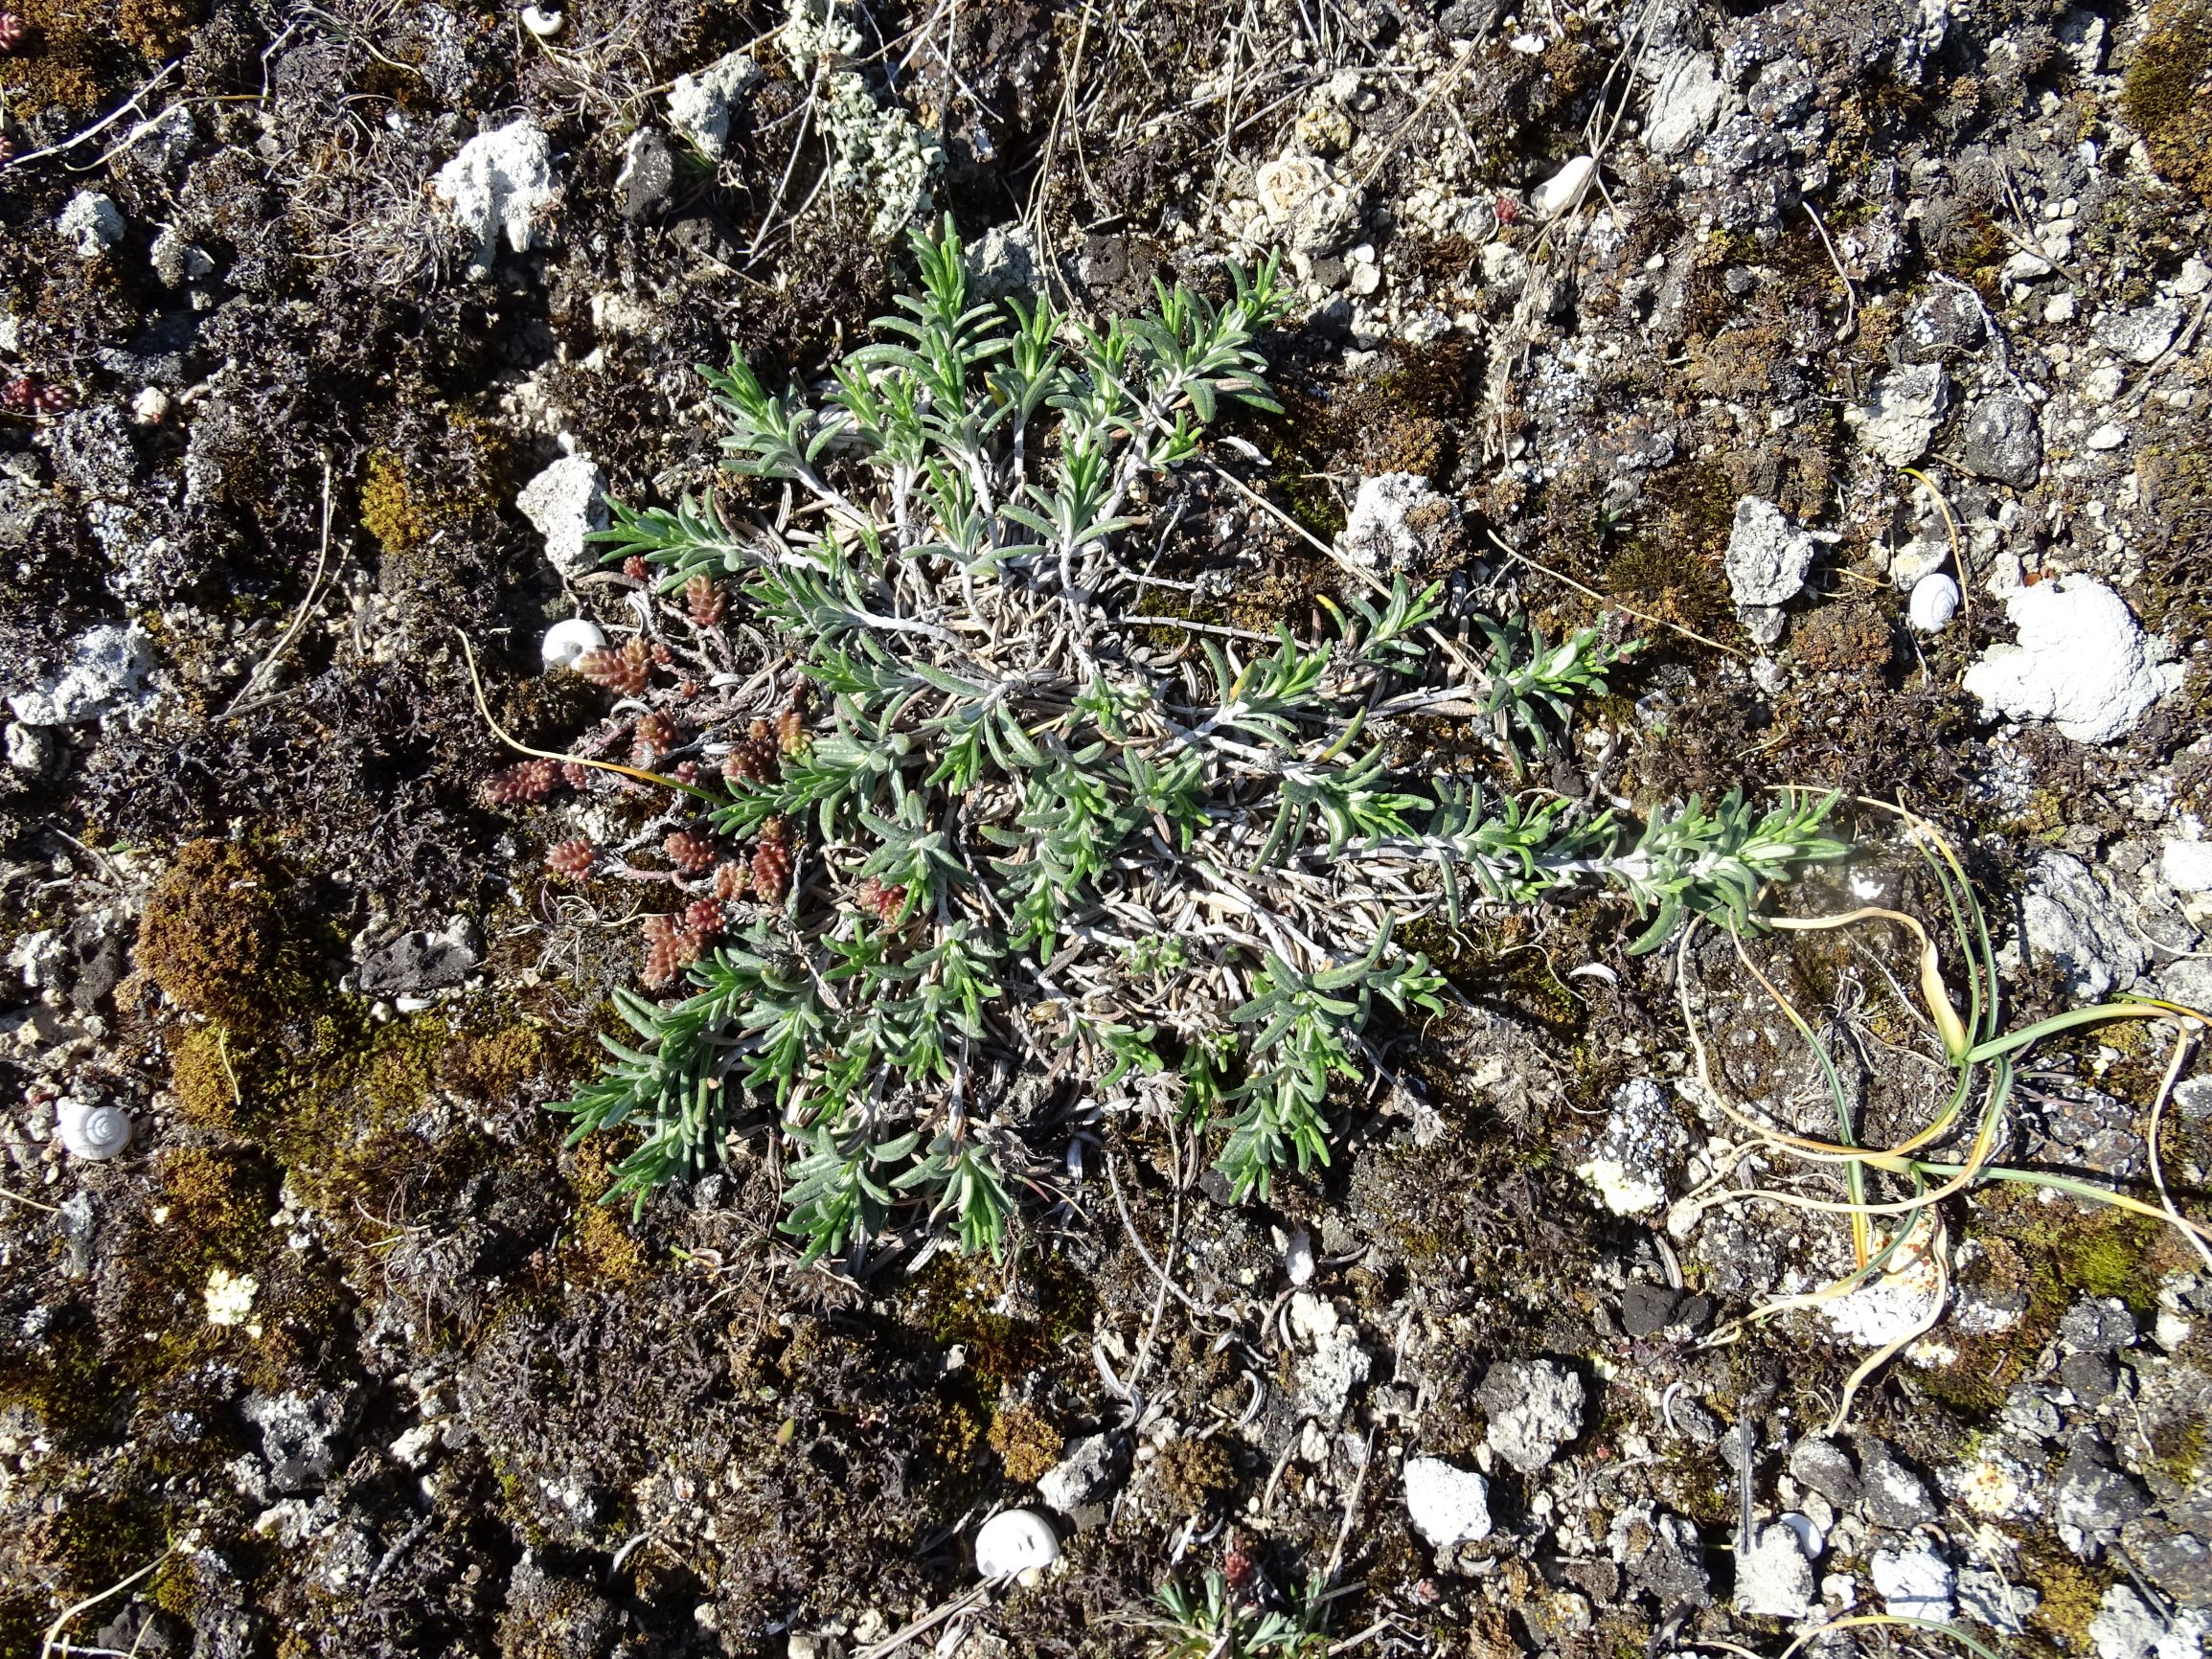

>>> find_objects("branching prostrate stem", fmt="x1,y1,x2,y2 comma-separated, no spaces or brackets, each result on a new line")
544,216,1848,1259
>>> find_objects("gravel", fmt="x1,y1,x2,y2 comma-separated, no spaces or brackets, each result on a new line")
1856,1438,1938,1530
2089,1583,2212,1659
2055,1436,2154,1534
2060,1297,2139,1353
2122,1516,2212,1609
1788,1436,1860,1507
2160,841,2212,896
242,1391,351,1495
1956,1566,2040,1636
1958,393,2042,488
1289,1292,1372,1422
1035,1433,1122,1514
2094,301,2184,366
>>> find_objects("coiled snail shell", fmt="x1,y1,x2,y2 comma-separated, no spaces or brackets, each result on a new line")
541,617,607,671
57,1099,130,1160
973,1508,1060,1581
1908,572,1960,633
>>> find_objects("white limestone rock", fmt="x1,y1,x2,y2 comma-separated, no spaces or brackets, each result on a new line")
517,457,609,580
1404,1458,1492,1549
1576,1079,1682,1216
1341,472,1455,573
1725,497,1816,606
1962,577,2180,743
58,192,125,259
7,624,155,727
434,120,559,277
1845,363,1948,467
1244,149,1363,256
2095,301,2183,367
1736,1523,1817,1620
2160,840,2212,895
1871,1540,1955,1623
1643,51,1729,157
2023,851,2147,999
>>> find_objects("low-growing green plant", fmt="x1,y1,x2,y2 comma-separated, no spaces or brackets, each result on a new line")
528,216,1846,1261
1148,1567,1330,1658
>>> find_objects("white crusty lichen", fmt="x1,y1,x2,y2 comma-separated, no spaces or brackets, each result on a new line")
783,0,863,63
204,1265,261,1331
784,0,942,239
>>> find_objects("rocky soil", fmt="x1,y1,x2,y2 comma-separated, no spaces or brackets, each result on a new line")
3,0,2212,1653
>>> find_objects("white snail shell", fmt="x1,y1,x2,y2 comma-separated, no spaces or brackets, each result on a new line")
974,1508,1060,1581
1532,154,1597,219
1908,572,1960,633
521,4,564,36
57,1099,131,1160
541,617,606,671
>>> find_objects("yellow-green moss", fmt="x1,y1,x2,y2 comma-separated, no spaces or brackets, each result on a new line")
358,449,436,554
136,840,309,1032
1601,463,1737,636
916,1253,1097,1390
357,419,513,557
986,1400,1061,1484
562,1142,650,1285
156,1144,276,1261
2027,1545,2113,1650
170,1022,248,1132
446,1021,555,1102
18,1495,167,1612
2124,0,2212,206
1979,1185,2180,1325
1154,1434,1236,1511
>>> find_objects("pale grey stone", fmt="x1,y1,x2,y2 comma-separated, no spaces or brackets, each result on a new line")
1404,1457,1492,1548
517,456,609,580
